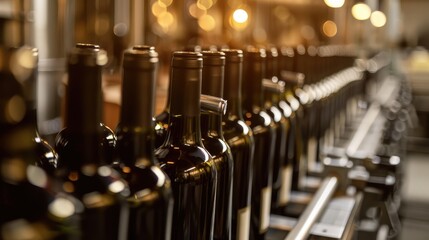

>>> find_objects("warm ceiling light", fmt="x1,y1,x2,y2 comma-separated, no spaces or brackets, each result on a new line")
351,2,371,20
324,0,345,8
370,10,387,27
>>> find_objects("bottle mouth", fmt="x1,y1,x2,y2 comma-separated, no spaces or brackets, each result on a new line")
68,43,108,67
244,46,266,59
123,45,159,69
132,45,154,51
220,49,243,63
201,51,225,66
171,51,203,69
76,43,100,50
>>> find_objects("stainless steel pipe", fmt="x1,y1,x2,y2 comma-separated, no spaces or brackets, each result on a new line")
285,176,339,240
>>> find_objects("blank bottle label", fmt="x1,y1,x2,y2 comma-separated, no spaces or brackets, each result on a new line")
278,165,293,205
307,137,318,172
259,187,272,233
237,206,250,240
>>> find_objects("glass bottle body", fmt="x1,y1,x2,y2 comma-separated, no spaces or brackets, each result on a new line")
244,110,276,240
114,125,173,240
223,115,255,240
201,113,233,240
114,45,174,240
54,44,129,240
265,104,290,209
155,116,217,240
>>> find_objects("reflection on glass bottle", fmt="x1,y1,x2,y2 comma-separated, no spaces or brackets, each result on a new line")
55,44,130,240
0,45,76,239
201,50,234,240
263,47,291,209
155,52,217,240
113,46,173,240
221,49,255,240
242,47,276,240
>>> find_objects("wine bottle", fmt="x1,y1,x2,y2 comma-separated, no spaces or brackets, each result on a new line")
201,50,234,240
279,48,305,191
113,45,173,240
220,49,255,240
55,43,129,240
0,45,75,239
0,47,58,174
263,47,291,209
242,47,276,240
154,51,217,240
25,48,58,174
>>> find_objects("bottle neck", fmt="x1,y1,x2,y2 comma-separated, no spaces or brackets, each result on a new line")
201,112,223,138
165,65,203,146
223,61,243,119
65,64,103,133
169,67,201,117
242,58,264,111
120,68,154,128
117,66,156,166
166,115,203,146
202,65,224,98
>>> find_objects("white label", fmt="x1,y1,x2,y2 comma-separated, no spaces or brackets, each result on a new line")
259,187,272,233
236,206,250,240
278,165,293,205
307,137,318,172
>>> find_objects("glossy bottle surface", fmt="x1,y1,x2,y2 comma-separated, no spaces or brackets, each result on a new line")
155,52,217,240
56,44,116,166
34,134,58,174
0,47,78,239
221,49,255,240
201,51,233,240
54,44,129,240
242,48,276,240
264,48,292,209
264,89,290,209
283,84,305,191
155,110,169,148
114,46,173,240
16,47,59,174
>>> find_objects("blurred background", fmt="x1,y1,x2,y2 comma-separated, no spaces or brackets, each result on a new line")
1,0,429,238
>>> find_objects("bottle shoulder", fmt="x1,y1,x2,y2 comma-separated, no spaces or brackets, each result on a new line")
222,119,254,146
111,163,172,204
56,165,129,202
202,135,230,157
155,111,169,125
242,109,273,132
55,123,117,164
34,136,58,175
155,145,215,183
266,105,286,123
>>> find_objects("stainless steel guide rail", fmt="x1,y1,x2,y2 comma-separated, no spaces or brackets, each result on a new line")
284,176,339,240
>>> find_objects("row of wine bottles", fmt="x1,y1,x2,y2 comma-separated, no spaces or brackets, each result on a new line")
0,42,363,240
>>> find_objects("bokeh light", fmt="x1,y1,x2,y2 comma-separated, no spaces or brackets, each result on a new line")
232,8,248,23
324,0,345,8
198,14,216,31
351,3,371,20
370,10,387,27
322,20,338,37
